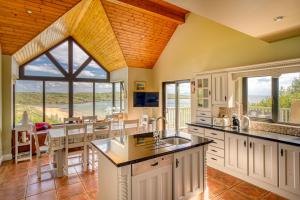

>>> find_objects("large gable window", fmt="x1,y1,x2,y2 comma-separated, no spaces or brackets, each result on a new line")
14,37,119,125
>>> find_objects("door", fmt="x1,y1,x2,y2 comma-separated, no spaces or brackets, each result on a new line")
248,138,278,186
132,165,172,200
195,75,211,111
212,72,228,105
279,143,300,195
174,147,205,200
225,133,248,174
163,81,191,131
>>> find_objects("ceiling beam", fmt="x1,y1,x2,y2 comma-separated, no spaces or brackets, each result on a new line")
104,0,186,24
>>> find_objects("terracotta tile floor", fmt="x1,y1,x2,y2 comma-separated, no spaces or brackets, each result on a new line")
0,155,287,200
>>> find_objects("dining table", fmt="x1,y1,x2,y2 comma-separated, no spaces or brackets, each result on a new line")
47,123,148,177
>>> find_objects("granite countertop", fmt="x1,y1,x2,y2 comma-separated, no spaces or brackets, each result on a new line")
92,130,212,167
187,122,300,146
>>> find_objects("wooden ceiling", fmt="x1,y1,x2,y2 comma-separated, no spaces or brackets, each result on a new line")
0,0,81,55
10,0,188,71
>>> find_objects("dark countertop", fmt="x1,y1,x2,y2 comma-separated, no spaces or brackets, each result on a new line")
187,122,300,146
92,130,212,167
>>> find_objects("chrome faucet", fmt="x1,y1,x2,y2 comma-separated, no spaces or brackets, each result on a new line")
154,116,167,143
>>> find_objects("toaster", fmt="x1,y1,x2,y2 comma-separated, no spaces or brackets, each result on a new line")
213,117,230,127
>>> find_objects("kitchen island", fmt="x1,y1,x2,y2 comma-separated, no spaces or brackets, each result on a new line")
92,130,212,200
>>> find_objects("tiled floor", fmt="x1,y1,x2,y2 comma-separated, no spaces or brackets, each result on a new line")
0,155,287,200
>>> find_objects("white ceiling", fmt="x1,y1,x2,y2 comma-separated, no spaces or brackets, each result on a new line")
166,0,300,42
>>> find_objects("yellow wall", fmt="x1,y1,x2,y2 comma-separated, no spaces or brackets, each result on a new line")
1,55,18,157
153,13,300,115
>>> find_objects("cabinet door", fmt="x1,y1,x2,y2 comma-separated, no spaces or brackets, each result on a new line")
132,165,172,200
174,147,204,200
225,133,248,174
212,73,228,105
279,143,300,195
248,138,278,186
196,75,211,111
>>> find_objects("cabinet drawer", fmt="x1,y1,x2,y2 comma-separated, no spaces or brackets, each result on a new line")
196,110,212,117
207,153,224,166
207,146,224,158
209,138,224,149
188,126,204,135
132,155,173,176
205,129,224,140
196,117,212,125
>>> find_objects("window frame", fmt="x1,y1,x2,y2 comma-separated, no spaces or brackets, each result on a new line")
13,37,124,126
242,76,299,126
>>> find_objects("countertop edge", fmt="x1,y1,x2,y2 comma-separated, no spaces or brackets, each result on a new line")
187,123,300,146
92,139,212,167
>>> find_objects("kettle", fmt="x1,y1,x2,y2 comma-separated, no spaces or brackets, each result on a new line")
232,115,240,130
241,115,251,130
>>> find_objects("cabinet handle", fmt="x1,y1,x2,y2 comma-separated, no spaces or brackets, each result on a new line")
225,96,227,101
211,158,217,161
151,162,158,167
193,128,198,131
210,133,217,135
200,119,205,121
280,149,284,157
209,90,211,95
249,142,252,148
244,141,246,147
211,149,217,152
175,159,179,168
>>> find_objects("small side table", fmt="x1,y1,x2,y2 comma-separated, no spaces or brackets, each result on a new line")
14,125,33,163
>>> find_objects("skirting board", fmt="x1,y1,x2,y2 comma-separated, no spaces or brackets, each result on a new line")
2,154,12,161
208,163,300,200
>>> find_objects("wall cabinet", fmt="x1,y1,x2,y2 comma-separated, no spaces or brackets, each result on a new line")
195,74,211,111
225,133,248,174
279,143,300,195
212,72,228,105
248,138,278,186
174,147,205,200
132,157,172,200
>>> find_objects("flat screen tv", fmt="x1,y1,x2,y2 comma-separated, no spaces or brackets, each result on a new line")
133,92,159,107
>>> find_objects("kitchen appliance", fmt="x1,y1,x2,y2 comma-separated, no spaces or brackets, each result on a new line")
232,115,240,130
213,117,230,127
241,115,251,130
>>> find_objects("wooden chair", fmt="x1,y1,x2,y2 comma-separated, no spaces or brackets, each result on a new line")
63,117,81,124
14,124,33,163
64,124,87,175
123,119,140,135
82,116,97,124
88,121,111,170
32,129,56,179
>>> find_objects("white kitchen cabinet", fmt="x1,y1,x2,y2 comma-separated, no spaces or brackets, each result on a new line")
195,74,211,111
132,157,172,200
212,72,228,105
248,138,278,186
174,146,205,200
279,143,300,195
225,133,248,175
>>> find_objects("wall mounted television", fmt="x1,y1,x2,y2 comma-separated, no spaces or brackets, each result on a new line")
133,92,159,107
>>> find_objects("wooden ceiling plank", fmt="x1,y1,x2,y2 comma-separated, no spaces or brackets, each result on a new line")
104,0,185,24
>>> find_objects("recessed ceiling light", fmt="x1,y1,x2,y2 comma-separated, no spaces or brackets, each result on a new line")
27,10,33,14
273,16,284,22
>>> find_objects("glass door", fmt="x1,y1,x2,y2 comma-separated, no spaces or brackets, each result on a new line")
163,81,191,131
196,75,211,111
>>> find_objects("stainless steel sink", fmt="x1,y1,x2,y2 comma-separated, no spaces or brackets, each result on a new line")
161,137,190,145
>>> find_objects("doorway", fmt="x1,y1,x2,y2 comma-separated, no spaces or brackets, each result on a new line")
163,80,191,131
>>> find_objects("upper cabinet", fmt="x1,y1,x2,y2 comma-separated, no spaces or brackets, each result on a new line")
196,74,211,111
212,72,228,105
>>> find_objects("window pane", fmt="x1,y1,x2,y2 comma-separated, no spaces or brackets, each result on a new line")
95,83,113,118
178,82,191,130
247,77,272,119
73,42,89,73
77,60,107,79
114,82,121,112
279,72,300,124
45,82,69,124
24,55,64,77
50,41,68,72
15,80,43,124
74,82,93,117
